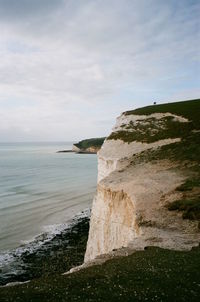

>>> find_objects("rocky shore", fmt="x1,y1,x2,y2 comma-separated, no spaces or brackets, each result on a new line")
0,214,90,287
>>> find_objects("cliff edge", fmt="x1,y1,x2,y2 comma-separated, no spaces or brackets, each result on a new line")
85,99,200,262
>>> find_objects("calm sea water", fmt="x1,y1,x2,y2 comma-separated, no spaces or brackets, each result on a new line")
0,142,97,253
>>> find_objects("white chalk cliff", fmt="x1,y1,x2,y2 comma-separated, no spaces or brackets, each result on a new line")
84,110,200,262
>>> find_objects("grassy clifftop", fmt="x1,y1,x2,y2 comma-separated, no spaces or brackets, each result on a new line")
108,99,200,143
108,101,200,219
124,99,200,128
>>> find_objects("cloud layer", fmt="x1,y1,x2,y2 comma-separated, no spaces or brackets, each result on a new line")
0,0,199,141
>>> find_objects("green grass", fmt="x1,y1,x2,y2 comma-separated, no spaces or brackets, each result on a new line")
1,99,200,301
124,99,200,128
122,100,200,222
74,137,106,150
130,132,200,222
1,247,200,302
167,197,200,221
129,131,200,222
176,179,200,191
108,99,200,143
130,132,200,167
108,116,194,143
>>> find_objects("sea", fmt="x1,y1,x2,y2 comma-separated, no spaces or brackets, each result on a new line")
0,142,97,285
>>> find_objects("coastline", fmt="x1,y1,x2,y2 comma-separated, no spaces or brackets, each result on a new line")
56,150,75,153
56,137,105,154
0,210,90,287
0,142,97,255
57,150,97,154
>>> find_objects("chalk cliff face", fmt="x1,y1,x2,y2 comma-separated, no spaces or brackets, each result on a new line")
85,105,200,262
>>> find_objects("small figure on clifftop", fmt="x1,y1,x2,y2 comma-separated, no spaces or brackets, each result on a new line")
153,101,157,105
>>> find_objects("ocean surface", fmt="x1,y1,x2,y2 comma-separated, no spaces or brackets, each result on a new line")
0,142,97,283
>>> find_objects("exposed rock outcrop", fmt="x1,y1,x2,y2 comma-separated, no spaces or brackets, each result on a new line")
85,100,200,262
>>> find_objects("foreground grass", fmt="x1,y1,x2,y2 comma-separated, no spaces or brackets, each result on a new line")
1,246,200,302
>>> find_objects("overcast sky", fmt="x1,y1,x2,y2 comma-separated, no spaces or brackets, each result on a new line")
0,0,199,142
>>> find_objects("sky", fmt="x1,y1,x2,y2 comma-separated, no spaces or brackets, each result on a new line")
0,0,199,142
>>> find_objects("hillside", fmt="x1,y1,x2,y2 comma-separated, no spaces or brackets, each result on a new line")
86,99,200,261
1,99,200,301
107,99,200,222
1,246,200,302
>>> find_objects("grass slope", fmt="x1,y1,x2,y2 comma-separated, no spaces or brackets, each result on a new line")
1,246,200,302
124,99,200,128
110,99,200,222
108,99,200,143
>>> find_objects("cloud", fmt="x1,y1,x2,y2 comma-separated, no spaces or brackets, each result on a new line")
0,0,199,141
0,0,65,20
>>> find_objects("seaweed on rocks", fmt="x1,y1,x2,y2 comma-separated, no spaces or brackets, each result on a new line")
0,215,90,286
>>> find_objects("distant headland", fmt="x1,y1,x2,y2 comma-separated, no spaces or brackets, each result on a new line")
57,137,106,154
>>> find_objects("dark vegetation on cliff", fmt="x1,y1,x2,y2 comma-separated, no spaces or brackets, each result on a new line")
110,99,200,223
74,137,106,150
108,99,200,143
125,98,199,126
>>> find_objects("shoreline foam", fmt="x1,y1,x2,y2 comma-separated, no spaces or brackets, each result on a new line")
0,209,90,286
